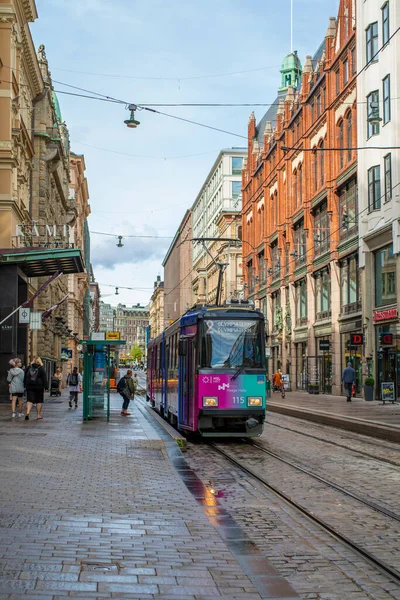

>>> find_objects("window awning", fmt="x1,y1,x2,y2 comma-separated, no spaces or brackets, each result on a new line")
0,247,85,277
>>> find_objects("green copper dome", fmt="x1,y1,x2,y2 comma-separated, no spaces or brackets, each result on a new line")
51,91,62,124
279,51,302,92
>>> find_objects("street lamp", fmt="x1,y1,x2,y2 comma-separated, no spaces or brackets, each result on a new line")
124,104,140,129
116,235,124,248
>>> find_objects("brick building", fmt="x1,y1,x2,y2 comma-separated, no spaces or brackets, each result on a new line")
162,210,192,326
242,1,357,395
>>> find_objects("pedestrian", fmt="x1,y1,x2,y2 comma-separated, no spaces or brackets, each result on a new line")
274,369,282,392
54,367,63,394
342,361,356,402
7,358,25,418
117,369,136,416
24,356,48,420
67,366,82,409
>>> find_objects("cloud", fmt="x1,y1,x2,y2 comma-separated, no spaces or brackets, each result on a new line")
90,223,171,269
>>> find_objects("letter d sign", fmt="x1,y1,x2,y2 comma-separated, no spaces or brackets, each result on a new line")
351,333,363,345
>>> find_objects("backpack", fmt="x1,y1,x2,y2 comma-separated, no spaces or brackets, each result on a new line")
69,372,79,386
117,376,126,394
26,366,39,386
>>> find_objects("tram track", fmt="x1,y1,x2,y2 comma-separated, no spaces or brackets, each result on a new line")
267,419,400,467
208,440,400,586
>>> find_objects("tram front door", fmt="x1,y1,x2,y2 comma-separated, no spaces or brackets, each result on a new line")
178,336,196,430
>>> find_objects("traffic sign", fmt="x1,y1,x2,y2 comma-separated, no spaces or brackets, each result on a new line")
19,308,30,324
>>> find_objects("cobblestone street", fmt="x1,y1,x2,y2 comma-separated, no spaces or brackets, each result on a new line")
184,412,400,600
0,394,299,599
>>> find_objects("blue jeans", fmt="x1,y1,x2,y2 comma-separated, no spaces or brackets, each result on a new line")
120,393,131,411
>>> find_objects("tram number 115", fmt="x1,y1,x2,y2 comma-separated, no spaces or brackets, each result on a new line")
232,396,245,404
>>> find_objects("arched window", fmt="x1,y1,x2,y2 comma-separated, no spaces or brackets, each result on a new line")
338,120,344,170
319,141,324,187
293,169,298,207
313,148,318,191
299,164,303,205
347,111,352,162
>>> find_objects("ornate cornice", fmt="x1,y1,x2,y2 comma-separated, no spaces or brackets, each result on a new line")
21,0,38,23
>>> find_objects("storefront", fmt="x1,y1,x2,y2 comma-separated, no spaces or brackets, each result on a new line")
313,335,332,394
294,340,307,390
374,309,400,401
339,322,363,396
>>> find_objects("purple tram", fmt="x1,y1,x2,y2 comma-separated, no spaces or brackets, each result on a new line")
146,301,266,437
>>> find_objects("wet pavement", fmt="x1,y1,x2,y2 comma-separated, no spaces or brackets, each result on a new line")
0,391,299,599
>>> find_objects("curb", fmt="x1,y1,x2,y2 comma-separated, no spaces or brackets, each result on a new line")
137,398,187,449
268,402,400,443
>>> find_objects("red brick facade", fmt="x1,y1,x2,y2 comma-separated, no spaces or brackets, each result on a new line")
242,1,358,395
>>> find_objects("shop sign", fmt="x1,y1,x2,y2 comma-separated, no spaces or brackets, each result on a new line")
373,308,398,322
350,333,363,346
92,332,105,341
380,333,393,346
319,340,330,352
381,381,395,404
29,311,42,330
60,348,72,361
106,331,121,340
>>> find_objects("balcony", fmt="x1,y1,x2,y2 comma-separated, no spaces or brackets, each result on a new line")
316,309,331,321
340,300,362,316
220,196,242,213
296,317,308,327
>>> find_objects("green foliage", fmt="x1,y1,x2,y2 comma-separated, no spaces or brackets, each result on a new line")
129,344,142,361
364,377,375,387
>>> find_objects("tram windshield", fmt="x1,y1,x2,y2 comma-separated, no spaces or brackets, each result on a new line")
200,319,263,369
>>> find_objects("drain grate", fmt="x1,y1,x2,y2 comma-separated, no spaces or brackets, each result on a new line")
126,447,164,460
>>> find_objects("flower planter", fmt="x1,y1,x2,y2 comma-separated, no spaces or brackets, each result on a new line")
364,385,374,401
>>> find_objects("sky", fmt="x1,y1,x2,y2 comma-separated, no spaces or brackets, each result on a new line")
31,0,339,308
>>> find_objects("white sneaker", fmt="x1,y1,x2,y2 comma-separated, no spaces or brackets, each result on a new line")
12,413,16,418
18,413,23,418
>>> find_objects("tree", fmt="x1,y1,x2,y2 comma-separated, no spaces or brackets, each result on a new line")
129,344,142,362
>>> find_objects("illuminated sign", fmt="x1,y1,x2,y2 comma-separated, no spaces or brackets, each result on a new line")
350,333,363,345
106,331,121,340
380,333,393,345
373,308,398,322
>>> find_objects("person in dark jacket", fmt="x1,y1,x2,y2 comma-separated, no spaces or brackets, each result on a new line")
342,361,356,402
24,356,48,420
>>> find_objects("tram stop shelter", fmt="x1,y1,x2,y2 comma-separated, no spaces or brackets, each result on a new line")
80,338,126,422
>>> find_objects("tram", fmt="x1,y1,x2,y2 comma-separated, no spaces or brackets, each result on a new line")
147,300,267,437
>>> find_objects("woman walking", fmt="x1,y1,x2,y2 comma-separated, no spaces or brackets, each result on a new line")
54,366,63,394
24,357,48,421
7,358,25,418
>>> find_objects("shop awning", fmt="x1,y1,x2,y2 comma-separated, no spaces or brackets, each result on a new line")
0,247,85,277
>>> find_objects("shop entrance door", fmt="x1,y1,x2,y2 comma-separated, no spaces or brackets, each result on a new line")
306,355,332,394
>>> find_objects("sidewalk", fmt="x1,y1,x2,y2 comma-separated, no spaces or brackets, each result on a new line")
0,391,299,599
268,390,400,443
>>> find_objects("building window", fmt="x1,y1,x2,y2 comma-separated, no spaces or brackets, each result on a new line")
340,255,360,314
247,262,254,294
338,120,344,170
339,179,358,240
293,220,306,268
295,278,308,325
366,22,378,64
335,69,340,94
315,269,331,319
271,243,280,281
351,47,356,74
367,91,380,137
343,59,349,84
322,87,326,110
382,2,389,46
375,245,396,307
384,154,392,202
313,149,318,191
258,252,266,284
293,169,298,207
232,157,243,175
383,75,391,124
368,165,381,210
314,200,330,257
271,290,281,333
316,94,321,118
319,141,324,187
285,243,289,275
347,111,352,162
232,181,241,199
299,165,303,205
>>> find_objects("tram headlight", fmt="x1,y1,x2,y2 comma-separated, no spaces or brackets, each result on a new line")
203,396,218,407
247,396,262,406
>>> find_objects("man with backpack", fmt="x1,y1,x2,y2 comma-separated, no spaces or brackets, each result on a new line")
67,366,82,409
24,356,48,421
117,369,136,416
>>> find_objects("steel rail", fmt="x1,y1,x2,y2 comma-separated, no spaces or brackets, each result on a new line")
267,420,400,468
247,439,400,521
209,442,400,585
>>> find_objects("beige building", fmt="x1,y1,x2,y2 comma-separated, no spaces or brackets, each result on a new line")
67,153,90,369
191,149,246,305
149,275,164,338
114,304,149,357
162,209,192,326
